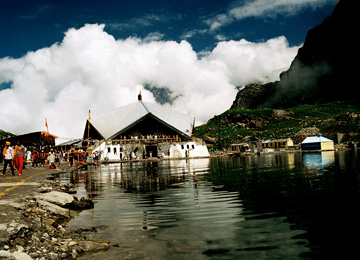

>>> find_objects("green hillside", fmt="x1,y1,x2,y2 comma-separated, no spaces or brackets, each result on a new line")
0,129,15,139
194,103,360,150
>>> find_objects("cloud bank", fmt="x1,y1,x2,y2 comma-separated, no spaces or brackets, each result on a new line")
0,24,299,139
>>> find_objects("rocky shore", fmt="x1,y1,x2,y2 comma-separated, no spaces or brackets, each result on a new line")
0,167,109,260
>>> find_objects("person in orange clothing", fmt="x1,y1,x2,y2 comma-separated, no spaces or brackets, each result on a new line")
68,148,75,169
14,141,25,175
32,147,39,167
39,150,46,166
2,141,15,176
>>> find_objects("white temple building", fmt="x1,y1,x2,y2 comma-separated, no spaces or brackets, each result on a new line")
83,93,210,160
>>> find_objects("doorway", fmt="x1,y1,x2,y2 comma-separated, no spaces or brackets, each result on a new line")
146,145,158,158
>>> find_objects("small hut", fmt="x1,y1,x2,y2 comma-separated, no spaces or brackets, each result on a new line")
229,143,249,155
301,134,334,151
262,138,294,149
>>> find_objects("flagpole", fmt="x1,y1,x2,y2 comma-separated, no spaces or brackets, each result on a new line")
87,110,91,153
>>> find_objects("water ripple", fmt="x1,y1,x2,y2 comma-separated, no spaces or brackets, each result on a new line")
62,152,360,259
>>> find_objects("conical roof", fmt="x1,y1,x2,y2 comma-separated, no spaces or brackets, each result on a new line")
86,101,194,140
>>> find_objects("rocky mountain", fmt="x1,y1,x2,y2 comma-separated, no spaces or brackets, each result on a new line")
231,0,358,109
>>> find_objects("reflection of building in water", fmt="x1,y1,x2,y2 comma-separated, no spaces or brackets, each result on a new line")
302,151,335,172
71,159,210,193
287,153,295,169
83,93,210,160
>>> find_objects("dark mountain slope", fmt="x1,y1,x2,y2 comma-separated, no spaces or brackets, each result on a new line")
231,0,358,109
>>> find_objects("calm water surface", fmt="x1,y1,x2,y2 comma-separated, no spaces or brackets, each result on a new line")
58,151,360,259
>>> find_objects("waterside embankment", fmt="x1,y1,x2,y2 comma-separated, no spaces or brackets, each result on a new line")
0,162,108,260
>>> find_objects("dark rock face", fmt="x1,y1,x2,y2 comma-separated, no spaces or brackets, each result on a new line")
232,0,358,109
231,83,275,109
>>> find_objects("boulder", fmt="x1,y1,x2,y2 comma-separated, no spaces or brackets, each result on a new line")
37,200,70,218
36,191,94,210
36,191,75,207
0,250,12,258
69,197,94,210
11,251,33,260
78,240,110,254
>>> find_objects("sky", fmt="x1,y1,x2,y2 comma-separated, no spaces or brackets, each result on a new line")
0,0,339,140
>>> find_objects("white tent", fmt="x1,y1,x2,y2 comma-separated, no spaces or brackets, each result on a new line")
84,100,195,140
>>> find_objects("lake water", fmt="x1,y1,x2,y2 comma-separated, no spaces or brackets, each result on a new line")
58,151,360,259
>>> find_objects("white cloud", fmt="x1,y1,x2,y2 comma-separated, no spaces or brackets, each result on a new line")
108,11,182,31
143,32,164,42
0,24,299,138
205,0,339,32
208,37,300,86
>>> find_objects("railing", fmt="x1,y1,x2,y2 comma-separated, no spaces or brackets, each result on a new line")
106,137,182,145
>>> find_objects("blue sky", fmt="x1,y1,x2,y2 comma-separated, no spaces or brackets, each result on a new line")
1,0,338,58
0,0,339,137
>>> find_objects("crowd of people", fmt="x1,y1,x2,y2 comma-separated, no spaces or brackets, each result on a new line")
66,148,88,169
117,134,180,142
1,141,89,176
1,141,63,176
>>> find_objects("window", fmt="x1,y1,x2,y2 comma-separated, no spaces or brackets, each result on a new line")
107,147,111,153
114,148,117,154
181,145,184,149
192,145,195,149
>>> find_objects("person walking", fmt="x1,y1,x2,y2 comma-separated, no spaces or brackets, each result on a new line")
48,149,56,169
39,150,46,166
32,147,39,167
2,141,15,176
55,150,61,166
14,141,25,175
26,150,32,164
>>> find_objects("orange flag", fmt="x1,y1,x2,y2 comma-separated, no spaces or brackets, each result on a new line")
45,118,49,133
